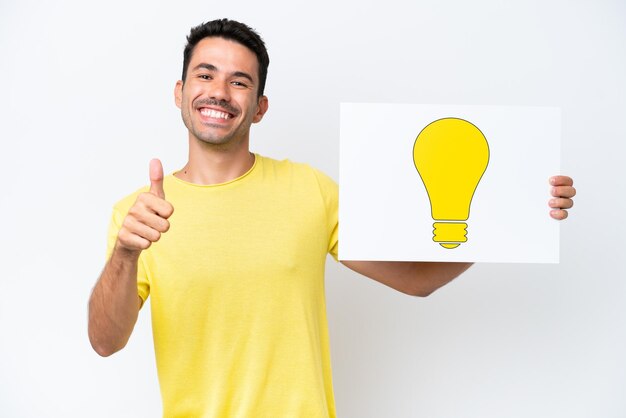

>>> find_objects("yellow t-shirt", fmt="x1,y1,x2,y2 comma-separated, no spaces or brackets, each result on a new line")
106,155,339,418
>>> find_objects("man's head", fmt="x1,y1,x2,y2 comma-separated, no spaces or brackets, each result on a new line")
182,19,270,98
174,21,270,149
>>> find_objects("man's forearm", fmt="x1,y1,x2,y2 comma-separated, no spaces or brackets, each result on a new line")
407,261,473,296
88,245,142,357
341,260,473,296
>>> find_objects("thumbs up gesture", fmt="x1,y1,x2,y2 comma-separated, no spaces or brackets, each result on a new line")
116,159,175,255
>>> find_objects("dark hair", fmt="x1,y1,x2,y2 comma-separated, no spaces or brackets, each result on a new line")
182,19,270,97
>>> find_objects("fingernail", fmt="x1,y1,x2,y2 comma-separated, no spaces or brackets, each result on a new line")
549,199,557,206
549,177,556,185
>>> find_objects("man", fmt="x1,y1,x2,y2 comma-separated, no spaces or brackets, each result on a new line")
88,19,576,418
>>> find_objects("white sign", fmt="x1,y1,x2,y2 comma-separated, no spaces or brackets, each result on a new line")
339,103,561,263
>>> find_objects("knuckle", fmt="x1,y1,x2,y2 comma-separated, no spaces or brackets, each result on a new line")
138,192,151,202
134,194,146,206
117,235,128,248
164,203,174,218
136,193,154,209
121,217,132,230
128,205,142,219
118,228,131,243
118,232,138,251
124,217,141,234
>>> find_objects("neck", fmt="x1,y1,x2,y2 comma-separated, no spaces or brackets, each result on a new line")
175,135,255,185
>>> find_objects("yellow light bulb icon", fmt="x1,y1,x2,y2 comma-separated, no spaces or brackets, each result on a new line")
413,118,489,249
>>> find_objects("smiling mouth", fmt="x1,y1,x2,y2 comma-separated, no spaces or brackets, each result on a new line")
199,108,234,120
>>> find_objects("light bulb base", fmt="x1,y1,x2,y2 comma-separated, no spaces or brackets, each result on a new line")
433,222,467,249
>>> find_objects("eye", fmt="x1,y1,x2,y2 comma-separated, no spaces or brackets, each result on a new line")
198,74,212,80
231,81,249,88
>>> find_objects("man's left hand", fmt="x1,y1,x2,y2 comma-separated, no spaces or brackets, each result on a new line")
549,176,576,220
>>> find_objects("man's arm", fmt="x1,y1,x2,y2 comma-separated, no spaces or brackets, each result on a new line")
89,247,144,356
88,159,173,357
341,260,472,296
341,176,576,297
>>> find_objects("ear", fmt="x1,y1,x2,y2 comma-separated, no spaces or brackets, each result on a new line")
174,80,183,109
252,95,269,123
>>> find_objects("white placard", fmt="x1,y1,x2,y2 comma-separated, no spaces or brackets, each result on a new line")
339,103,561,263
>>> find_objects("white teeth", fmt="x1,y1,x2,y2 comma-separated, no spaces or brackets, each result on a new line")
200,108,231,119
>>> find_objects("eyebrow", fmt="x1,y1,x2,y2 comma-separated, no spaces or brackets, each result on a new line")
192,63,255,84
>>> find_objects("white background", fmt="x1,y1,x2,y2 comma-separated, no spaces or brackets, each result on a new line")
1,0,625,417
340,103,561,263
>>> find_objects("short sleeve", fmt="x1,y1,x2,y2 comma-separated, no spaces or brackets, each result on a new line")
106,202,151,306
311,168,339,262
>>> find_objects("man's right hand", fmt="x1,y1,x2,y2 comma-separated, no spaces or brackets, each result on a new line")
89,158,174,356
116,159,175,255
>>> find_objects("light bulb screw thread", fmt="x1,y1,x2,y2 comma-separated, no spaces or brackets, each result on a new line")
432,221,468,249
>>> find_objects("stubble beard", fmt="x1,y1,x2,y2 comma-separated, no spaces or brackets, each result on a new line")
182,109,251,150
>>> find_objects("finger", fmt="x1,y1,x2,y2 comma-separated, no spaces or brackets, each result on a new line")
133,211,171,233
149,158,165,199
134,193,175,219
549,197,574,209
150,196,174,219
118,234,152,251
124,217,162,243
550,209,569,220
549,176,573,187
551,186,576,198
117,224,153,251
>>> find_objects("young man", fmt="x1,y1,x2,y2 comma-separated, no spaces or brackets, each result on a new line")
88,19,576,418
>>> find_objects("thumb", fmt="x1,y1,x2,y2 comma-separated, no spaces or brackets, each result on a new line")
149,158,165,199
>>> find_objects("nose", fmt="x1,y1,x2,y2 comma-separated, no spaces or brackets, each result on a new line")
209,78,231,102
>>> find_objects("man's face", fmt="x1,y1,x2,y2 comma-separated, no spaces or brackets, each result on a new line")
175,37,268,147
